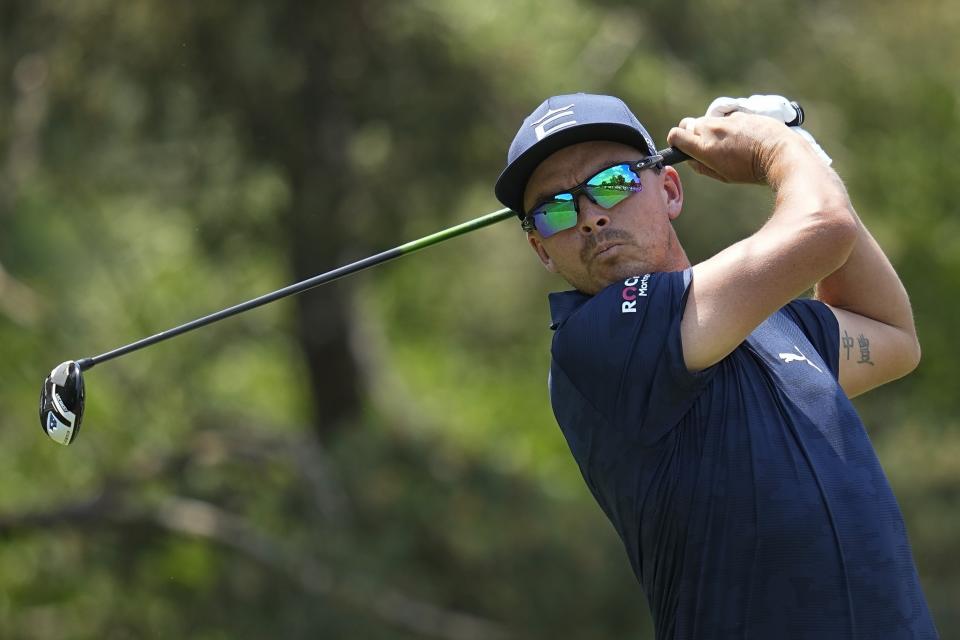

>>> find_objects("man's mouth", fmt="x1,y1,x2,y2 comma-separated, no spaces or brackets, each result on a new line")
593,242,623,259
581,229,635,264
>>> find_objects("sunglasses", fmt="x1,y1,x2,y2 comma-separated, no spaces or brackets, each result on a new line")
521,155,664,238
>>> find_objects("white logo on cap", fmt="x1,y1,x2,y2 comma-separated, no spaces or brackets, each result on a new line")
531,104,576,140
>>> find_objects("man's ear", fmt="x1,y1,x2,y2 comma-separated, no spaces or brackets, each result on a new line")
528,234,558,273
661,166,684,220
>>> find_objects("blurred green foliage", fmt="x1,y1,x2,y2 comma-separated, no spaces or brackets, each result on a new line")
1,0,957,637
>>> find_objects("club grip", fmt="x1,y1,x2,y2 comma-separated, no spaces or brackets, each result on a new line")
659,147,690,166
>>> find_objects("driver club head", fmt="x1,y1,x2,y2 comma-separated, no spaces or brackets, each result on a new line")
39,360,86,446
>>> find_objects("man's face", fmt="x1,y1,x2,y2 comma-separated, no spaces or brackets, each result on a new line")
523,140,685,294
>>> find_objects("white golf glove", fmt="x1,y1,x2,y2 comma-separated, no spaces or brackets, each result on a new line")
705,94,832,166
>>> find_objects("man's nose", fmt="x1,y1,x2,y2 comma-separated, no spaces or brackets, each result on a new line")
577,195,610,234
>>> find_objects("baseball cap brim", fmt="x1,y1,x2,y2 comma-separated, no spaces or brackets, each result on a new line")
494,122,654,216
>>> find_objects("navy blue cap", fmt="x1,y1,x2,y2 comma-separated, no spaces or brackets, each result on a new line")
494,93,658,216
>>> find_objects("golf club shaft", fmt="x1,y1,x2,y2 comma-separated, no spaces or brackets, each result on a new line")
75,146,689,372
77,208,514,370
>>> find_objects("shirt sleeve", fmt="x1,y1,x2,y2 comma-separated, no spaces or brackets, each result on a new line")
781,298,841,379
550,269,714,446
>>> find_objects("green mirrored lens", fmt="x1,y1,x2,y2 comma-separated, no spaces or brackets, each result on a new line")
533,197,577,237
586,164,642,208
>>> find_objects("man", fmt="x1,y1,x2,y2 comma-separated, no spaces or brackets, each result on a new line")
494,94,938,638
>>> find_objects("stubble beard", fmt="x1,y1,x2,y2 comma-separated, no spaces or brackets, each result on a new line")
575,228,650,294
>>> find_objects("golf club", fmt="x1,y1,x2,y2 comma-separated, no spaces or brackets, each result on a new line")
39,102,808,446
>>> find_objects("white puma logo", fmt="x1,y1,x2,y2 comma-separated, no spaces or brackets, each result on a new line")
778,345,822,373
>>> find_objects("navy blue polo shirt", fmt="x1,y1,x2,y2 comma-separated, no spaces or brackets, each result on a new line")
548,269,938,639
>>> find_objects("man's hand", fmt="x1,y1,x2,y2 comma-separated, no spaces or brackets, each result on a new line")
704,95,833,166
666,112,800,185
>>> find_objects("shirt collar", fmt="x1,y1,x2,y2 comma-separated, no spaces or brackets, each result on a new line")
548,289,591,330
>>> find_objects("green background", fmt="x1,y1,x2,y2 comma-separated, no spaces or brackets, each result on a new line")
1,1,957,637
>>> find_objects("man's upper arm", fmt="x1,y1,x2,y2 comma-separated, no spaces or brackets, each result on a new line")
825,305,921,398
683,210,855,372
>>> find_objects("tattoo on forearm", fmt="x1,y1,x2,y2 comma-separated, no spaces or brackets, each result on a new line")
842,330,875,365
857,333,874,365
842,330,854,360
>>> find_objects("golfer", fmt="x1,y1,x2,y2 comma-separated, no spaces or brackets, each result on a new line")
494,94,938,638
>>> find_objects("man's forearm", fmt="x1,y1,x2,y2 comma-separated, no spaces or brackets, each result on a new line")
814,211,918,339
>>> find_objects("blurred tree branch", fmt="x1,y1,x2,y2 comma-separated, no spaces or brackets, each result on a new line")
187,425,353,525
0,431,512,640
152,495,510,640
